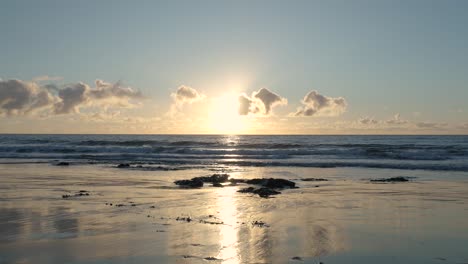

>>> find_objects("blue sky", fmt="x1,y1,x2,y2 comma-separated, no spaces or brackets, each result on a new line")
1,0,467,134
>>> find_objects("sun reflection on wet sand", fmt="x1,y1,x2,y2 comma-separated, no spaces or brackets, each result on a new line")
215,187,240,264
1,164,468,264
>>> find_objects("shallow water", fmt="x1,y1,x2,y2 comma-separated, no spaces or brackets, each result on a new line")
1,164,468,264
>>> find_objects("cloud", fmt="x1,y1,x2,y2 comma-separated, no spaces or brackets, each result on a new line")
54,80,142,114
92,80,142,99
457,123,468,129
385,113,408,125
238,88,287,116
358,116,379,125
0,79,55,115
32,75,63,82
294,90,347,117
171,85,205,105
0,78,142,116
53,83,89,114
238,94,255,115
415,121,448,129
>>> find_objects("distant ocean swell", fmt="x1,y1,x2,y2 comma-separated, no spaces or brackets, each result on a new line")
0,135,467,172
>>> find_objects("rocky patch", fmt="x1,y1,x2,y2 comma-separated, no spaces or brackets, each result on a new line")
174,178,204,188
370,176,409,183
301,178,328,182
62,190,90,198
238,187,281,198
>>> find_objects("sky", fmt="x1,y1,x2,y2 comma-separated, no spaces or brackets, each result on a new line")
1,0,467,134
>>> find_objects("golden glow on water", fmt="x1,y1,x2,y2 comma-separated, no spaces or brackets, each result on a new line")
216,187,240,264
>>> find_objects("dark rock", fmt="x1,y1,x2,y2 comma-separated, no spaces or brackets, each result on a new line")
176,216,192,222
212,182,224,187
252,220,269,227
237,187,256,193
245,178,296,189
199,219,224,225
238,187,281,198
174,179,204,188
204,257,219,261
255,187,281,198
56,162,69,166
291,256,303,261
192,173,229,184
301,178,328,182
115,204,125,207
150,206,156,208
229,178,247,184
61,190,90,199
117,163,130,168
371,176,409,183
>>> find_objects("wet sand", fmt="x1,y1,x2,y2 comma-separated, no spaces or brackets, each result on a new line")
1,164,468,264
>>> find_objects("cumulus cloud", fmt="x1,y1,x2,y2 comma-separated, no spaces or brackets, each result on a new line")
238,94,255,115
358,116,379,125
0,79,55,115
54,80,142,114
385,113,408,125
238,88,287,116
171,85,205,105
0,78,142,116
53,83,89,114
294,90,347,117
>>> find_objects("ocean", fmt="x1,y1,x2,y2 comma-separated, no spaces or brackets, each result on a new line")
1,134,467,172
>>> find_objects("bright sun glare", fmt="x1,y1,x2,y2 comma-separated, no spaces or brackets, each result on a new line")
208,93,247,134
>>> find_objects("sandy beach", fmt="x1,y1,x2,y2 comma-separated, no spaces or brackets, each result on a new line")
1,163,468,264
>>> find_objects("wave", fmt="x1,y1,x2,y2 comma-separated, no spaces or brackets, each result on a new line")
0,134,467,172
0,144,464,161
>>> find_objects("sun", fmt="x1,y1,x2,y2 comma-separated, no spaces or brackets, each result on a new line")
207,92,247,134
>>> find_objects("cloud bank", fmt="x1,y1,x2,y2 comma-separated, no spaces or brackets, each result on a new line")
238,88,287,116
359,116,379,125
0,79,142,116
385,113,408,125
294,90,347,117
